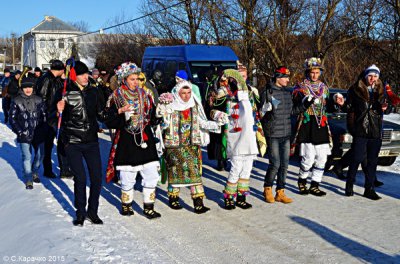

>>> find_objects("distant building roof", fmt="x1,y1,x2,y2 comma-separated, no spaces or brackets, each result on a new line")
30,16,81,33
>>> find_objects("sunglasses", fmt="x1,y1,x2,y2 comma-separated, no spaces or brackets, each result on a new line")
138,78,145,81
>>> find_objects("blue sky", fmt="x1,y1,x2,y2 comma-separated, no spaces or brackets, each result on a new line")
0,0,142,37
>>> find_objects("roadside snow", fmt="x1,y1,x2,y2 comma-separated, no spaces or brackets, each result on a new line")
0,101,399,263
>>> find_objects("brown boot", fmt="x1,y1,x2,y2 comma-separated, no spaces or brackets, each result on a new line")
275,189,293,204
263,187,275,203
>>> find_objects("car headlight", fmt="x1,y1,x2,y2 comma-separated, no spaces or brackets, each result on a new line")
391,131,400,141
340,133,353,143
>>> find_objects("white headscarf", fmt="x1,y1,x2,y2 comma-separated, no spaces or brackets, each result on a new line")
170,81,196,111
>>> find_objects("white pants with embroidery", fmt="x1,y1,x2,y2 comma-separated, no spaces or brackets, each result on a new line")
298,143,331,183
117,161,160,204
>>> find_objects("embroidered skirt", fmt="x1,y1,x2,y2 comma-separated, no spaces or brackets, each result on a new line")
165,145,202,186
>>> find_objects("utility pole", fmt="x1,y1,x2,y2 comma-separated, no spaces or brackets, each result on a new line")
11,33,15,70
2,47,6,71
20,34,24,70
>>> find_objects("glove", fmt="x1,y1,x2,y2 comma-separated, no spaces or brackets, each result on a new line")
211,110,228,124
217,112,229,125
156,104,167,117
302,95,315,109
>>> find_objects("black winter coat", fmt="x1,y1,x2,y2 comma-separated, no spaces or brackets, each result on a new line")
50,81,106,145
7,77,20,99
35,71,64,111
347,78,384,139
9,93,47,145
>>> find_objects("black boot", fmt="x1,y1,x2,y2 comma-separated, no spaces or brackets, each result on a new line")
363,188,382,200
143,203,161,219
60,169,74,179
236,195,252,209
332,165,346,179
374,179,384,187
25,181,33,190
121,203,134,216
73,215,85,226
309,181,326,196
87,213,103,224
32,173,40,183
345,182,354,196
169,195,183,210
193,197,210,214
224,196,236,210
297,178,309,195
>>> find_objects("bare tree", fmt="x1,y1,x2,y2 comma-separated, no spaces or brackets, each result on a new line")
141,0,208,44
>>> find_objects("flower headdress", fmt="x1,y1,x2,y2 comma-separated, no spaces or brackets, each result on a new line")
115,62,141,82
304,57,324,71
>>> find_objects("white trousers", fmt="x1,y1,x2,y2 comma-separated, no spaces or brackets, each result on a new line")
118,161,160,204
298,143,331,183
227,155,256,184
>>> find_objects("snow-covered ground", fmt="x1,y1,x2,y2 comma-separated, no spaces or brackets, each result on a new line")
1,101,399,263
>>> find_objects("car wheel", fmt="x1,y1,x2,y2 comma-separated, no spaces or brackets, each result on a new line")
377,156,397,166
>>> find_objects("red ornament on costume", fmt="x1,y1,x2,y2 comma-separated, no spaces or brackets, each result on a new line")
142,132,148,141
321,115,327,127
182,109,190,119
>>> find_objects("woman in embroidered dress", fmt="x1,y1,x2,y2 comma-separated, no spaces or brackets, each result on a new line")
104,62,162,219
157,81,226,213
210,69,261,210
292,57,343,196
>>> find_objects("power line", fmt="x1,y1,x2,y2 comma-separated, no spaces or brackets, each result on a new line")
56,0,186,42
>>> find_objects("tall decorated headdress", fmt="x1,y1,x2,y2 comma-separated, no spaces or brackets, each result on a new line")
221,69,248,91
115,62,141,82
304,57,324,71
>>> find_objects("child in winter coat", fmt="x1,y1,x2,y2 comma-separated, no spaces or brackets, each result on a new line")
9,77,47,189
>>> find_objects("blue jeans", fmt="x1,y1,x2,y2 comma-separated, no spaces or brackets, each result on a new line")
20,142,44,183
264,137,290,189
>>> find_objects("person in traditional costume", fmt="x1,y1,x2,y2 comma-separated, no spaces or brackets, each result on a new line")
206,75,230,171
210,69,263,210
292,57,341,196
156,81,226,213
104,62,162,219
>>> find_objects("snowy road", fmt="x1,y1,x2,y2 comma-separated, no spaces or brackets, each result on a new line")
0,107,400,263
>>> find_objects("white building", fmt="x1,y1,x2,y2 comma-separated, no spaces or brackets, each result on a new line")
21,16,82,69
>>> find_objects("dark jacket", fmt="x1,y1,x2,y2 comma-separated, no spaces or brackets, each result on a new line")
260,82,305,138
347,78,384,139
9,93,47,144
35,71,64,111
7,76,20,99
0,75,11,97
50,81,106,145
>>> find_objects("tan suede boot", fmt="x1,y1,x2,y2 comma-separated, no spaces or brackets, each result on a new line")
275,189,293,204
263,187,275,203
